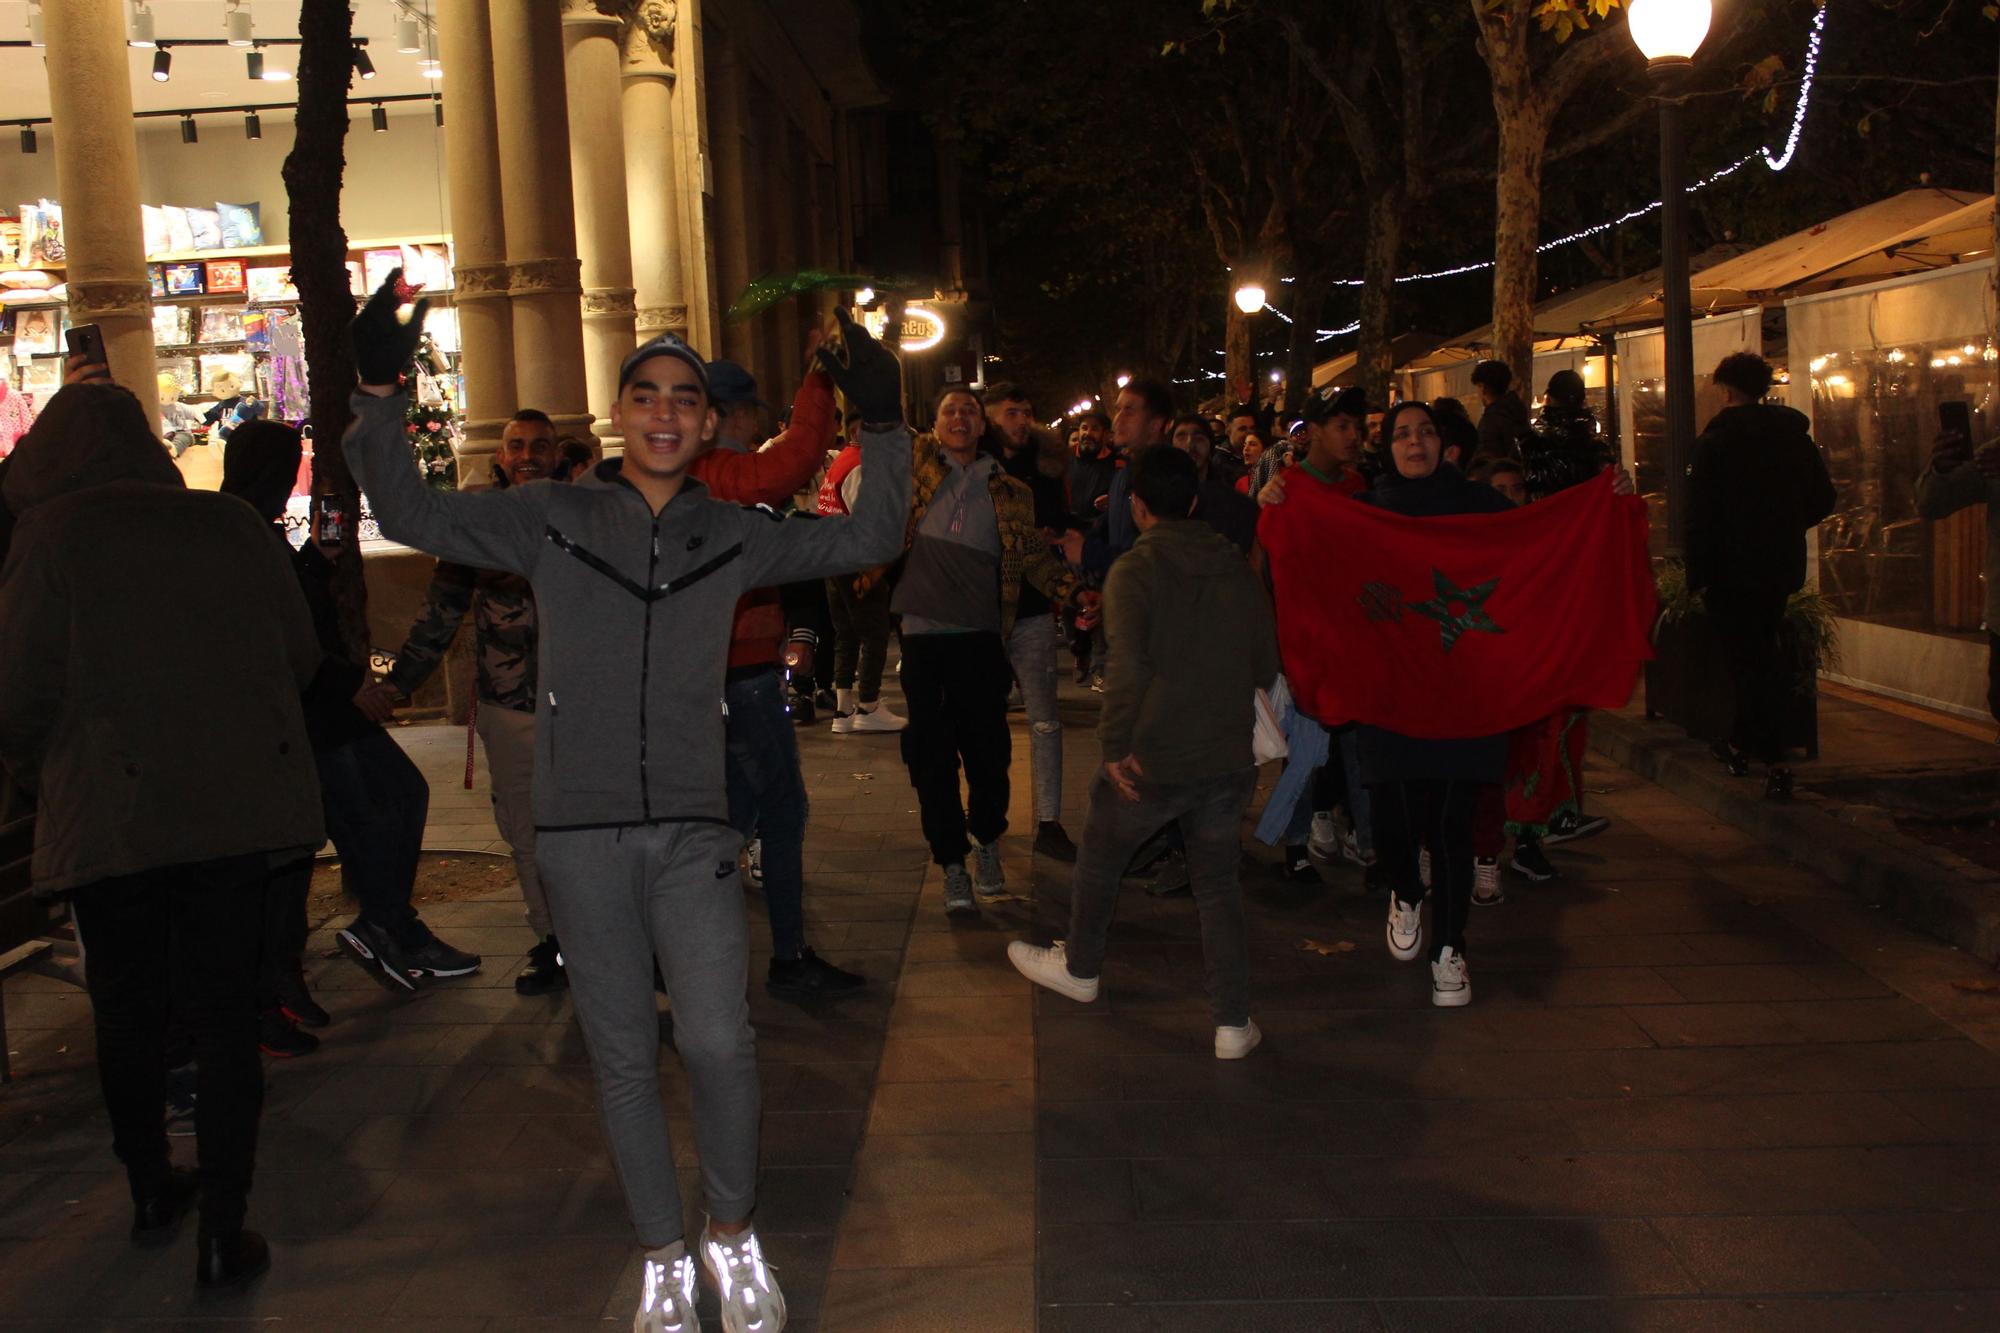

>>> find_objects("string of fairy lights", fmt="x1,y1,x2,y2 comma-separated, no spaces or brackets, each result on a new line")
1166,1,1831,384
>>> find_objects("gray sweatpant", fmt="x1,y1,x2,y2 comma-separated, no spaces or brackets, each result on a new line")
538,822,758,1247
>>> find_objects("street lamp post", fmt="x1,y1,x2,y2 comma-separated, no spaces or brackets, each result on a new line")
1629,0,1711,556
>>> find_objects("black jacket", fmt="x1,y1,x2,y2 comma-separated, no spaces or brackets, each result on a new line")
1685,403,1836,596
1068,448,1118,531
1476,391,1535,463
291,540,384,753
996,431,1072,619
1354,463,1515,785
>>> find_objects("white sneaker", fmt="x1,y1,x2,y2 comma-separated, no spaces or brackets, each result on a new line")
942,863,979,916
1006,940,1100,1003
1386,895,1423,962
1473,856,1503,906
1417,846,1431,888
701,1226,786,1333
828,710,858,735
634,1247,700,1333
743,838,764,889
1431,948,1471,1007
1340,828,1376,869
1307,812,1340,860
1215,1019,1262,1060
971,841,1007,899
846,702,907,733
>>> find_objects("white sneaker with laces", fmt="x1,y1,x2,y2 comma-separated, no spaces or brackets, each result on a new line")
1473,856,1503,906
847,702,907,733
634,1247,700,1333
1215,1019,1262,1060
701,1226,786,1333
1339,829,1376,869
743,838,764,889
972,841,1007,899
1431,947,1471,1007
1386,895,1423,962
1006,940,1099,1003
828,710,858,735
1307,812,1340,860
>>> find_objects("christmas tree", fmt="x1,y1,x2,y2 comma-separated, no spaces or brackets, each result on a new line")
406,399,457,491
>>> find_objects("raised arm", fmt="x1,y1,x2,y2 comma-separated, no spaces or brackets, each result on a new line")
687,369,838,507
737,424,911,587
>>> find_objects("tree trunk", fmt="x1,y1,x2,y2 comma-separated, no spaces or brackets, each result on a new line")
283,0,364,661
1225,299,1253,408
1991,15,1999,351
1283,276,1327,413
1355,185,1404,406
1490,104,1547,385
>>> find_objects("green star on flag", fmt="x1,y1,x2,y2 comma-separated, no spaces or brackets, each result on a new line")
1410,569,1504,653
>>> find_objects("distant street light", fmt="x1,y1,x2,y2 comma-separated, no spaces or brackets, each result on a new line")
1233,283,1266,315
1629,0,1711,556
1115,373,1131,388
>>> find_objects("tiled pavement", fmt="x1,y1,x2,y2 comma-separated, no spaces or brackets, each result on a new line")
6,672,2000,1330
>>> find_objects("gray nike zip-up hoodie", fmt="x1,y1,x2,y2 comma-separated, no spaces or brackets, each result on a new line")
343,390,911,831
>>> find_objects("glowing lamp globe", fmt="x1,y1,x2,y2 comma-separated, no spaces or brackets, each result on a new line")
1233,283,1267,315
1627,0,1711,64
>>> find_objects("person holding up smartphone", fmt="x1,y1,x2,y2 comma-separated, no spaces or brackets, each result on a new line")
1918,398,2000,725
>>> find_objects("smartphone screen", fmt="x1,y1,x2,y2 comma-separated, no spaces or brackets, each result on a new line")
317,503,347,546
1938,400,1973,442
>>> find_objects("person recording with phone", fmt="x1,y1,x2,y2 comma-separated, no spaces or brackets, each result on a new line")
1918,398,2000,724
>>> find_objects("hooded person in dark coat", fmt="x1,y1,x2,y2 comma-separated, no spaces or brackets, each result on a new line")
0,382,324,1290
1685,352,1836,798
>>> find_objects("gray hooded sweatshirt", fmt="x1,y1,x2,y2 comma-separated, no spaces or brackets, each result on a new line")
343,390,911,831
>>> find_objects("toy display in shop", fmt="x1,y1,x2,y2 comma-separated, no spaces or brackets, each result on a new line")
157,373,202,458
0,376,35,457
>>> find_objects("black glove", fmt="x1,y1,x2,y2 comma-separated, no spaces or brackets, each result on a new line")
350,269,431,389
814,307,903,427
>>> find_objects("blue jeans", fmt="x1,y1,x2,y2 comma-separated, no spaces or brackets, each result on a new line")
315,727,423,944
724,669,809,959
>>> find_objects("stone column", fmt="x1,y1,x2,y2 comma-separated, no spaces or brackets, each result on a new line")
708,29,757,368
563,0,638,437
490,0,592,436
620,4,688,345
436,0,516,480
43,0,157,433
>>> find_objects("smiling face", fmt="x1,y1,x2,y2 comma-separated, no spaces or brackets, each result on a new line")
1387,407,1442,480
933,389,984,461
498,417,559,487
610,354,716,490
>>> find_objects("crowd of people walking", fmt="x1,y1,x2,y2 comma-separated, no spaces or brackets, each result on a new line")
0,265,1843,1330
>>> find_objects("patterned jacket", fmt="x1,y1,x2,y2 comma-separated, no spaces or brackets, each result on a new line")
386,562,538,713
886,432,1080,639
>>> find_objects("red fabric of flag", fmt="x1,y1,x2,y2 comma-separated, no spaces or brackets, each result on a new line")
1259,471,1656,740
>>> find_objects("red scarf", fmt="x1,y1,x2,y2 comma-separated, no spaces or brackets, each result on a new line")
1259,471,1656,739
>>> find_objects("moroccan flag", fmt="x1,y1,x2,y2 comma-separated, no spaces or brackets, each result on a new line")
1259,471,1655,740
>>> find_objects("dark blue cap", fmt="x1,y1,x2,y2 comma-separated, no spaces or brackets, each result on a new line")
705,359,766,409
618,333,709,395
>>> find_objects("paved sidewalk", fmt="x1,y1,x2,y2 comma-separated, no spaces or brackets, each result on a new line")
4,673,2000,1330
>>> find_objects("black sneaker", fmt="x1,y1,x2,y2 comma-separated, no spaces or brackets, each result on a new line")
272,971,329,1029
132,1167,198,1246
1074,662,1091,685
1543,809,1611,845
767,948,866,998
1145,850,1191,897
1281,845,1318,883
814,687,838,713
403,928,482,979
1034,821,1078,862
789,692,817,724
336,917,422,993
1765,766,1795,800
258,1009,320,1059
1509,838,1558,882
515,934,567,996
1710,740,1750,777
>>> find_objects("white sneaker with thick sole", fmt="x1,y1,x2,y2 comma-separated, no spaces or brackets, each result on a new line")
1215,1019,1262,1060
701,1227,786,1333
1007,940,1100,1003
1431,948,1471,1007
1386,896,1424,962
846,703,907,733
1307,812,1340,861
828,710,858,735
634,1247,700,1333
972,841,1007,899
1473,856,1504,906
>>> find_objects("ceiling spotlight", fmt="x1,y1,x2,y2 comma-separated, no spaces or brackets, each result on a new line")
151,47,171,82
128,2,156,49
371,104,388,132
353,43,376,79
180,115,198,145
396,16,422,53
420,62,443,80
245,111,261,140
27,1,44,48
20,125,37,154
224,1,252,46
246,49,263,79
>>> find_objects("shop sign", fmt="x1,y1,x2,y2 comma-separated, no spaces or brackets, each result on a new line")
860,303,947,354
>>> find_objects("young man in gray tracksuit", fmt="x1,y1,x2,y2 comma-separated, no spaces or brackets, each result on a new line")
343,278,909,1333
